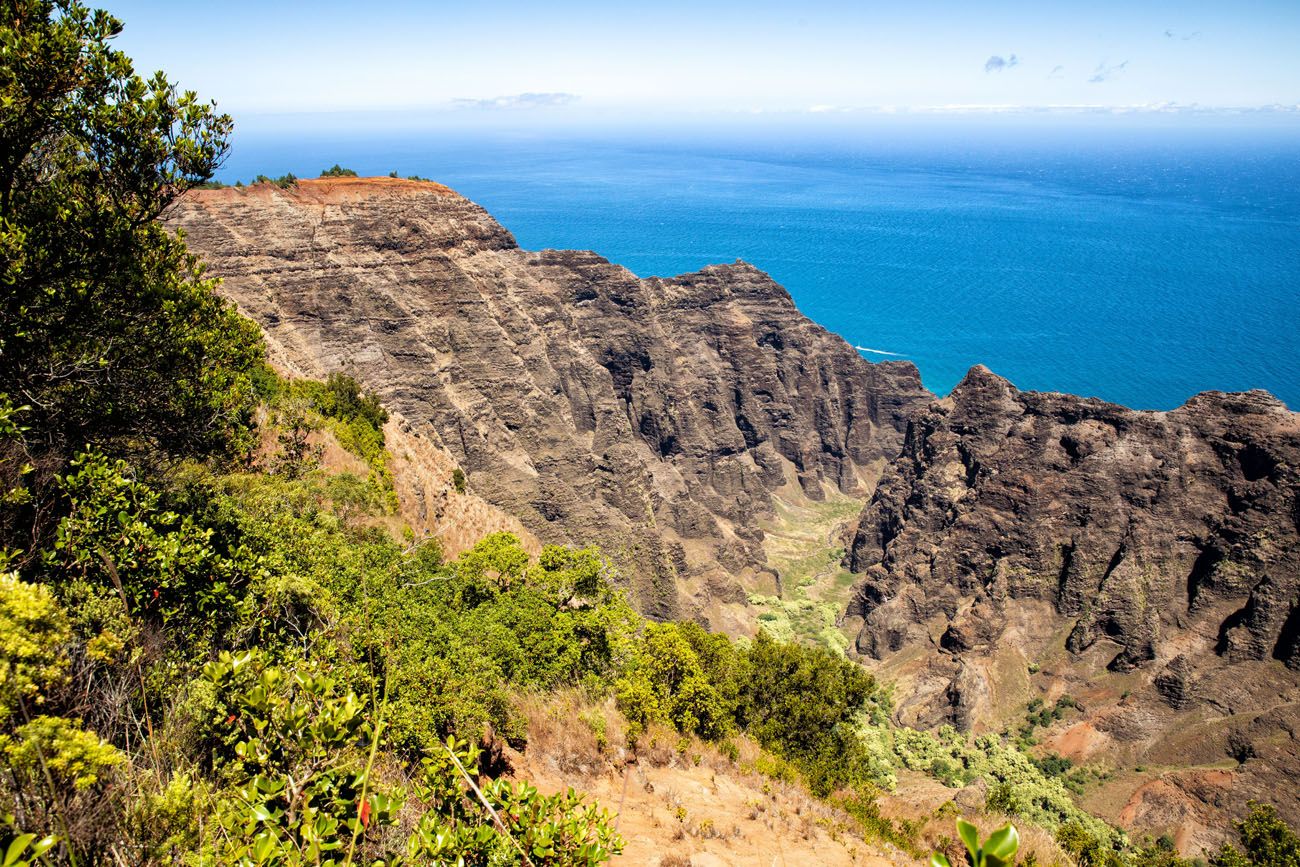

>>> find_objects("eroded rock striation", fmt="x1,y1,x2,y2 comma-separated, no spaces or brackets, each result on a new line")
844,364,1300,835
169,177,929,620
847,363,1300,678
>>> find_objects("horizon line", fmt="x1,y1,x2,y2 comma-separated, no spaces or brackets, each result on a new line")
227,100,1300,121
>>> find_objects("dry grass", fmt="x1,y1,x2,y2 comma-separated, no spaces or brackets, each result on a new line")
508,692,907,865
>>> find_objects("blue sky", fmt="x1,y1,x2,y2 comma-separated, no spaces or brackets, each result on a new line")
102,0,1300,116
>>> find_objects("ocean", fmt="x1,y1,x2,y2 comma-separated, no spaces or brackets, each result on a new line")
214,117,1300,410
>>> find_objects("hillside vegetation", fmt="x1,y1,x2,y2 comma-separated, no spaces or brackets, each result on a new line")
1,3,1296,866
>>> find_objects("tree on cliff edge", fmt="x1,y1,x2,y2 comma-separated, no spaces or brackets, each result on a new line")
0,0,263,545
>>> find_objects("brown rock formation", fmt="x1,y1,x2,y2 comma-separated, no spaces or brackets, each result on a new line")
847,363,1300,673
844,364,1300,830
168,177,929,620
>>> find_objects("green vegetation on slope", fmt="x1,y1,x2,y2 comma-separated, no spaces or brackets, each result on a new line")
750,491,865,653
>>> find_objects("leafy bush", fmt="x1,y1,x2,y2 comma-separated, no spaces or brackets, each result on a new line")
1056,820,1127,867
0,0,262,484
200,652,622,866
4,715,123,791
409,737,622,865
0,573,125,862
0,571,71,720
613,621,885,796
254,172,298,189
741,630,879,795
199,650,394,865
1213,802,1300,867
320,164,359,178
615,622,734,742
49,452,251,651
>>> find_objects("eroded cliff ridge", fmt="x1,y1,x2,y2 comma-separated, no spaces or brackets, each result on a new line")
845,364,1300,839
168,177,930,622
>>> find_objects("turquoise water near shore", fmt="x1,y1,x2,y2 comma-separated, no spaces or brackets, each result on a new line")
215,122,1300,410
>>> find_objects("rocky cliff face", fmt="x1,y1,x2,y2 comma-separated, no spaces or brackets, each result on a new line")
168,177,930,621
844,364,1300,837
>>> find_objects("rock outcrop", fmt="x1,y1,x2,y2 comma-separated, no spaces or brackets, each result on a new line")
844,364,1300,831
847,363,1300,675
168,177,930,620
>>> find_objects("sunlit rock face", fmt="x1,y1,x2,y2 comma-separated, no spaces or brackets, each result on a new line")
844,363,1300,838
169,177,929,621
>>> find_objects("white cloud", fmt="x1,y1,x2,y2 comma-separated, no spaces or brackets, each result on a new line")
451,92,580,110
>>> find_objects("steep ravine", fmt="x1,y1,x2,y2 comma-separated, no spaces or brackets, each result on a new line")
168,177,930,626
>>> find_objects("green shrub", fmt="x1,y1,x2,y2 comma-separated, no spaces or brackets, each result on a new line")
320,164,359,178
199,650,396,865
1213,802,1300,867
408,737,622,865
0,571,71,721
49,452,251,651
615,622,733,741
4,715,123,791
740,630,879,795
198,652,623,865
254,172,298,189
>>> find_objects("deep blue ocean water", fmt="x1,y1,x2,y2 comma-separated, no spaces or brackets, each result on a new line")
215,120,1300,410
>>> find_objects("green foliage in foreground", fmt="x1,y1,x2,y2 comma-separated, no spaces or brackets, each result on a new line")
0,431,899,862
198,652,620,866
2,442,642,862
932,819,1019,867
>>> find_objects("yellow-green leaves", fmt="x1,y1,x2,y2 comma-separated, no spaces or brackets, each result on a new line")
0,572,70,721
4,715,123,790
